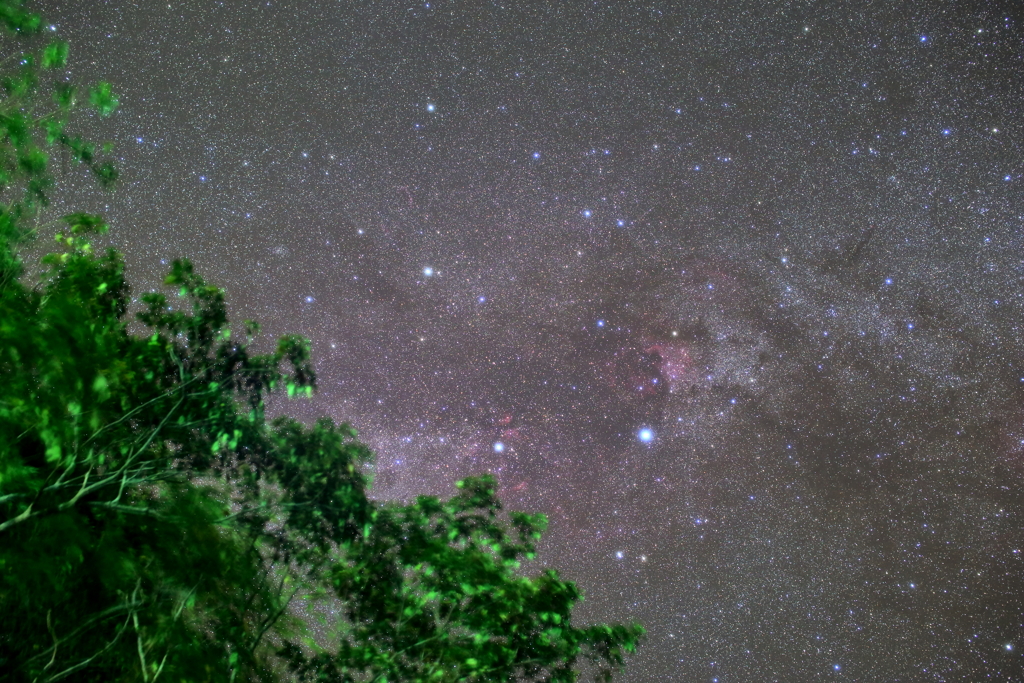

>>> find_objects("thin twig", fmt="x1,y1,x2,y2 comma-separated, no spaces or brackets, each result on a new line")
41,612,133,683
134,612,149,683
43,610,59,672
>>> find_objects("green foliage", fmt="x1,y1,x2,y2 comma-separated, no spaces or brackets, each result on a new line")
0,0,42,35
0,1,643,681
40,40,67,69
0,0,119,277
1,220,316,680
88,81,118,117
281,475,643,682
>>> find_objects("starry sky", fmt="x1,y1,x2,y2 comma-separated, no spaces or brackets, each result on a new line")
30,0,1024,680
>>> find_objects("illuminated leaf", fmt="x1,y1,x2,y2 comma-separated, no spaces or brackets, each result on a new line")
41,41,68,68
88,81,118,116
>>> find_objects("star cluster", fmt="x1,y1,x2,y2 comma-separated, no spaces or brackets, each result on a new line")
37,0,1024,680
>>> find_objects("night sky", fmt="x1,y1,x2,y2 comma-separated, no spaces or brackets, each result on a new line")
31,0,1024,680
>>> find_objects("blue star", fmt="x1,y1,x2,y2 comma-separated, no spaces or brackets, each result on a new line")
582,209,593,218
426,103,436,112
596,319,605,327
532,151,541,159
423,267,434,277
638,428,654,443
493,442,505,453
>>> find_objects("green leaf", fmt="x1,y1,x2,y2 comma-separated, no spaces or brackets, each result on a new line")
41,41,69,69
62,212,108,234
39,116,65,144
1,5,42,34
53,82,76,109
92,374,110,400
88,81,118,116
18,149,46,175
92,161,118,187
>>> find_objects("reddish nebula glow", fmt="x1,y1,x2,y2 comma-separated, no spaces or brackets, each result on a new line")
644,342,692,393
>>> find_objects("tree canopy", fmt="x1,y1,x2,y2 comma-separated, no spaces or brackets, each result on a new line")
0,2,643,681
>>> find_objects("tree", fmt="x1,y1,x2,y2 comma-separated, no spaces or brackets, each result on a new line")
0,2,644,681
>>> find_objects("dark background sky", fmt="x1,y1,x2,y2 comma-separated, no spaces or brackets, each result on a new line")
29,0,1024,680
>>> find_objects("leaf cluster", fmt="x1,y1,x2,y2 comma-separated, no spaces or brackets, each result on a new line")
282,475,643,683
1,220,369,680
0,0,118,284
